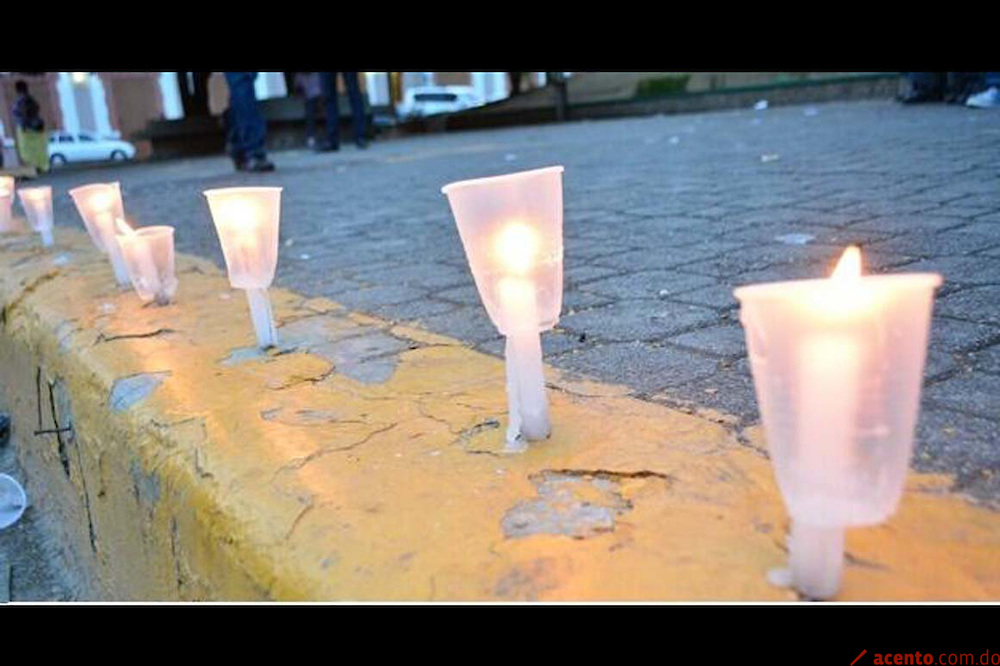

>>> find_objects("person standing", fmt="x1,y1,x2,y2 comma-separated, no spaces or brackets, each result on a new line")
222,72,275,172
316,71,368,151
293,72,323,148
11,80,49,174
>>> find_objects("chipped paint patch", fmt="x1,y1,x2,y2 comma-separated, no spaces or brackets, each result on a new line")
502,471,630,539
109,371,171,411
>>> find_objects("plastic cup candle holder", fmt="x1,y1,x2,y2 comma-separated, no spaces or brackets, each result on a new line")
68,182,130,285
442,166,564,451
204,187,282,349
0,186,15,233
115,220,178,306
17,186,54,247
734,246,942,600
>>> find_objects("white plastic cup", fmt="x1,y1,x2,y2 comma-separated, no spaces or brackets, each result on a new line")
117,225,179,306
17,186,54,247
442,166,565,446
68,182,130,285
204,187,282,290
68,182,126,253
735,266,942,598
0,473,27,530
442,166,564,335
204,187,282,348
0,187,16,233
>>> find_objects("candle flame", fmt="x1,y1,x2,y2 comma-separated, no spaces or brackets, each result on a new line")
831,246,862,281
495,222,539,275
91,190,113,211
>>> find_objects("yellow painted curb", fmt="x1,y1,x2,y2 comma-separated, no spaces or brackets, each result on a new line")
1,226,997,600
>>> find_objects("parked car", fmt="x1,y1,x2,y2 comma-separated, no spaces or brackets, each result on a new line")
396,86,484,120
48,131,136,167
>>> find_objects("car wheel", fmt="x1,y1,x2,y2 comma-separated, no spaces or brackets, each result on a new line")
110,150,127,161
49,154,66,168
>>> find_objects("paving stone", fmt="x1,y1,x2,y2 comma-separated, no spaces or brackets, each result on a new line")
928,317,1000,354
578,270,716,300
666,283,740,311
555,342,719,394
969,344,1000,376
560,300,719,343
654,357,759,424
866,230,1000,258
665,324,748,360
417,306,501,345
847,215,975,235
915,408,1000,502
334,284,430,309
368,298,460,323
592,242,746,272
924,370,1000,421
889,256,1000,286
935,285,1000,325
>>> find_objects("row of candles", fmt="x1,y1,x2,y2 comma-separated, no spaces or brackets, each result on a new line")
1,167,943,600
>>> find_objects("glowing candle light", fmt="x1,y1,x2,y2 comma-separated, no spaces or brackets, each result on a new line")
17,186,54,247
115,219,178,306
203,187,282,349
69,182,130,285
442,166,564,450
735,246,942,599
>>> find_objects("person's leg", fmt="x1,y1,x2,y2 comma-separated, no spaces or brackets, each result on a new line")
224,72,272,170
343,72,367,147
900,72,944,103
319,72,341,149
304,97,318,146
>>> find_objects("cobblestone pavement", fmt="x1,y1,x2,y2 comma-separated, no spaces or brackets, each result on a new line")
32,99,1000,507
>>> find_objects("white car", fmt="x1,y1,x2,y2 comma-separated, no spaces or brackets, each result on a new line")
396,86,484,120
48,131,136,167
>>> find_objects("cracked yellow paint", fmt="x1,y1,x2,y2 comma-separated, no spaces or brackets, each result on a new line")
1,227,998,600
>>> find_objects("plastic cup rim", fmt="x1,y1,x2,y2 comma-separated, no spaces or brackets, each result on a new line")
68,182,119,198
203,186,283,199
134,225,175,237
441,165,564,196
18,185,52,196
733,272,943,303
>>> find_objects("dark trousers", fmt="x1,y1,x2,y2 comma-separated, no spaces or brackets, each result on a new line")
319,71,366,146
223,72,267,159
304,97,319,140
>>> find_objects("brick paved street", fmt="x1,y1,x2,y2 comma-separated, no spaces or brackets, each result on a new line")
37,99,1000,505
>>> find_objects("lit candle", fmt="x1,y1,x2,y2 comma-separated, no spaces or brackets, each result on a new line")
0,187,16,233
69,183,130,285
115,219,178,306
734,246,942,599
495,224,550,443
442,166,565,450
16,186,54,247
203,187,282,349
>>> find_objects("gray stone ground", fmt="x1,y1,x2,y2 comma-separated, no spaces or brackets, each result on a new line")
4,99,1000,599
